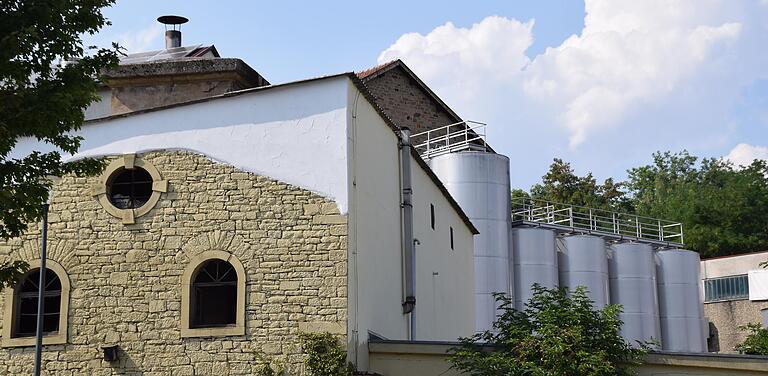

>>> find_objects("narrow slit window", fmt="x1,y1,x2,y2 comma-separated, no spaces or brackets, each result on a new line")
450,226,454,250
430,204,435,230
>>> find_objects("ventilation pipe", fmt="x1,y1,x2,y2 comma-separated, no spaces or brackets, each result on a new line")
399,127,416,340
157,15,189,49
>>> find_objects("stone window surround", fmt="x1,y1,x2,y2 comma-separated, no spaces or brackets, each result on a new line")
181,250,246,338
2,259,70,348
91,154,168,225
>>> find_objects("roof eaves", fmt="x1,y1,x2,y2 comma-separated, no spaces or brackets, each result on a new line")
86,72,351,124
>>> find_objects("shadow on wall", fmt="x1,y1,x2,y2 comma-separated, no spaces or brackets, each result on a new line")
112,347,141,375
708,322,721,353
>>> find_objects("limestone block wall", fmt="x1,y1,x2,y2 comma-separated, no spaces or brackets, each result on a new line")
0,151,348,375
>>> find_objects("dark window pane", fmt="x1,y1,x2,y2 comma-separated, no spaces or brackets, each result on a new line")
19,297,37,314
44,296,60,314
43,313,59,333
191,259,238,328
194,259,236,284
192,285,237,327
108,167,154,209
13,268,62,338
17,315,37,336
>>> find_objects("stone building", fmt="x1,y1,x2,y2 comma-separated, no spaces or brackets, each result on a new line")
3,39,480,373
701,250,768,353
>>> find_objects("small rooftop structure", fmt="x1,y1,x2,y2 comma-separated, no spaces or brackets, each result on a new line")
118,44,220,65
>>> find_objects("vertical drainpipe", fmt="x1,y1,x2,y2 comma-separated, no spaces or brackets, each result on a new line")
399,127,416,340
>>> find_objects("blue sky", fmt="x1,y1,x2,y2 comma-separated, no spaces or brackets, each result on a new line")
88,1,768,189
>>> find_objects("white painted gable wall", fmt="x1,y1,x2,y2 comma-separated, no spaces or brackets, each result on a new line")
11,77,351,213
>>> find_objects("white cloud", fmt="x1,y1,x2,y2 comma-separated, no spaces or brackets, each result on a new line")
377,0,768,187
524,1,743,147
117,23,164,53
725,143,768,166
379,16,533,102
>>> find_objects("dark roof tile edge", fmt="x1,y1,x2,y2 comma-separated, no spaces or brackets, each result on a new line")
348,74,479,235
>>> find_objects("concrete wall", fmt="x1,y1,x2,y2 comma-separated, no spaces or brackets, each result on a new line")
347,81,475,369
84,88,112,120
0,151,347,374
368,342,768,376
701,251,768,352
410,159,475,342
705,299,768,352
701,251,768,279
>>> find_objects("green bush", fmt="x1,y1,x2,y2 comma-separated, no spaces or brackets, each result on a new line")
449,285,648,376
253,351,284,376
299,332,353,376
736,323,768,355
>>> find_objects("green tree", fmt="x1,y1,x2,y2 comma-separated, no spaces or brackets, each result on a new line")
449,285,646,376
0,0,120,285
530,158,631,212
626,151,768,258
300,332,353,376
735,323,768,355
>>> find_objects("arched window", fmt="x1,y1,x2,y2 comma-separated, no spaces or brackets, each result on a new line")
191,259,237,328
14,268,61,337
2,260,70,347
181,251,246,337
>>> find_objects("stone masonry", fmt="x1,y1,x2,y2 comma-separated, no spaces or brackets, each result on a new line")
362,66,459,140
0,151,347,375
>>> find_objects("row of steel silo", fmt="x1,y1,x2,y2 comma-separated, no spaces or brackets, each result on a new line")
427,150,707,353
513,228,707,352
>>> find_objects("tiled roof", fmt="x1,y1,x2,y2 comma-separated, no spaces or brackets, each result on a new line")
356,59,400,80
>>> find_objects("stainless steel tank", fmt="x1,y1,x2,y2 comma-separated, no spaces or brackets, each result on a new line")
428,151,511,332
656,249,707,352
512,227,557,310
608,243,661,346
558,235,609,308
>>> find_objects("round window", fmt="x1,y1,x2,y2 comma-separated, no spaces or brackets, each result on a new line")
107,167,154,209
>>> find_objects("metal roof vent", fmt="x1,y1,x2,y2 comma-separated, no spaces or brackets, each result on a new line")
157,15,189,49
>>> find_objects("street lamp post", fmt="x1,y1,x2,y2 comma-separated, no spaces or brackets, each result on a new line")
33,197,50,376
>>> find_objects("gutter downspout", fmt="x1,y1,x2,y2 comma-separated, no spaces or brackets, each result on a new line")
399,128,416,340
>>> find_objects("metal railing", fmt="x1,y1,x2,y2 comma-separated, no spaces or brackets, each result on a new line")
412,121,488,158
511,197,684,245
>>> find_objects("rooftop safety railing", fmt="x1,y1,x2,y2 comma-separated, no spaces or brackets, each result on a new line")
412,121,489,158
511,197,684,246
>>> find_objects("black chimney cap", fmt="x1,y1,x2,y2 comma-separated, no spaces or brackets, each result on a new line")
157,15,189,25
